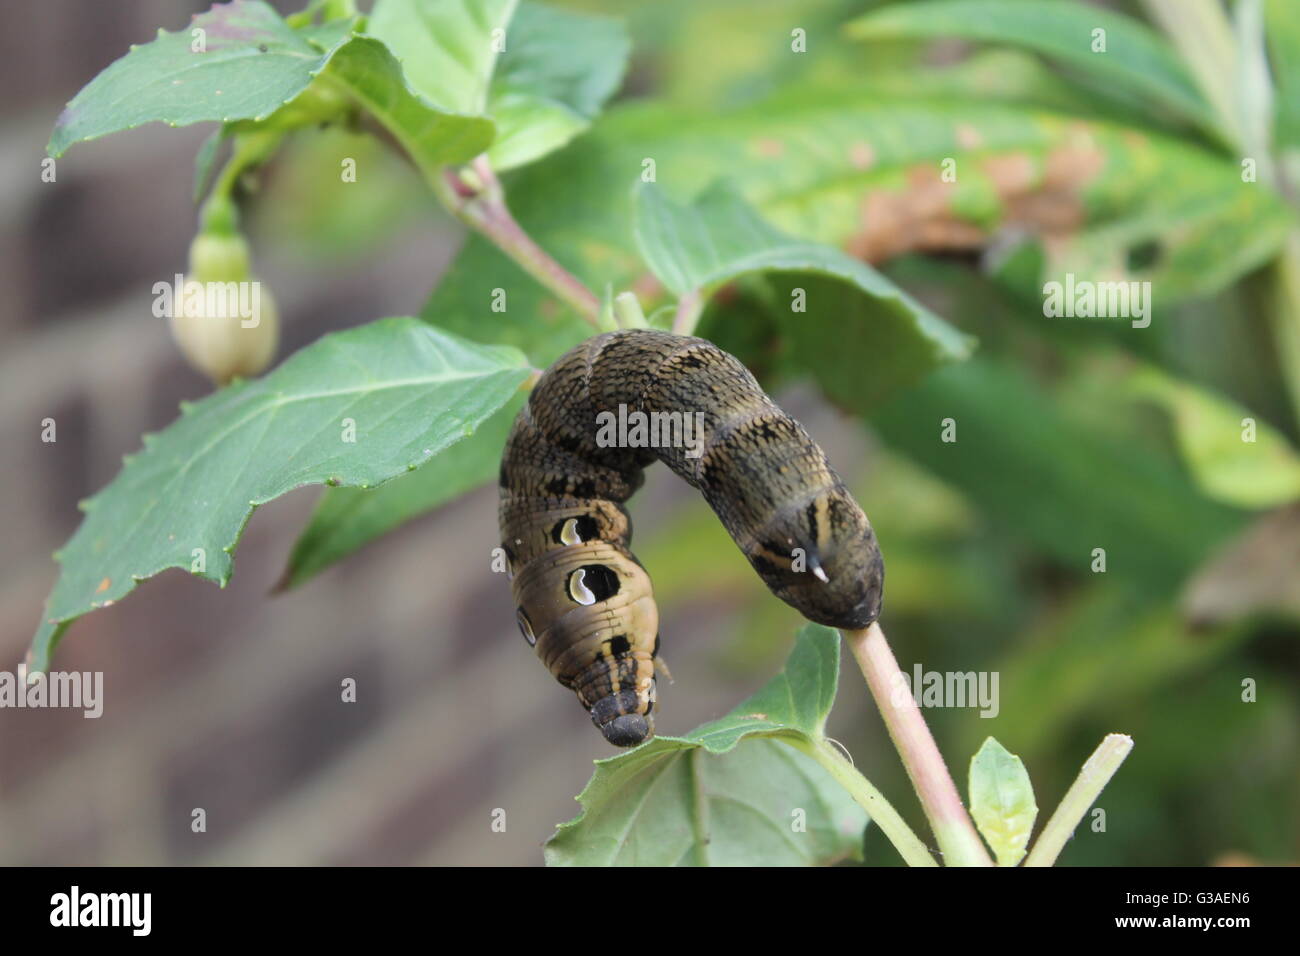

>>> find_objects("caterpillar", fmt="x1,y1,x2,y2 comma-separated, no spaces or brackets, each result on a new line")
498,329,884,747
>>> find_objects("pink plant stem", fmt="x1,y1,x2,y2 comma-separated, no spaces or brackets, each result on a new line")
440,163,602,328
845,622,994,866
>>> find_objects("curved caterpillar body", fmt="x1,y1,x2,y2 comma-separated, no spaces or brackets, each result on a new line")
498,329,884,747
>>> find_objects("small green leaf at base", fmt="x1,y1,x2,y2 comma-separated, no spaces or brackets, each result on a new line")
545,624,870,866
969,736,1038,867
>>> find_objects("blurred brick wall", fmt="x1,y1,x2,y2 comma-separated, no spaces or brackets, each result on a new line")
0,1,891,866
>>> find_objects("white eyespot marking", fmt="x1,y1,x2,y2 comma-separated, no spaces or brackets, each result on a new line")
568,568,598,605
559,518,583,546
516,608,536,646
812,565,829,583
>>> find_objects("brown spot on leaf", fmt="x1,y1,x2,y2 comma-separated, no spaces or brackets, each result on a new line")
845,137,1107,264
96,577,111,593
849,141,875,170
630,271,664,303
956,123,982,150
847,164,968,262
983,154,1038,194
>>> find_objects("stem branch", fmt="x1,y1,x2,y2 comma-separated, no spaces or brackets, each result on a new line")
1023,733,1134,867
1269,230,1300,428
786,736,938,867
843,622,994,866
671,289,704,336
435,159,602,328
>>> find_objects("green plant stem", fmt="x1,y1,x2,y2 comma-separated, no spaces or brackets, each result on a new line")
1024,734,1134,867
432,159,603,328
1270,231,1300,428
786,736,938,867
844,623,994,866
199,130,283,234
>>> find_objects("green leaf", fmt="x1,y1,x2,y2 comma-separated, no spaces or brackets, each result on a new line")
972,589,1247,760
426,87,1289,371
635,182,974,403
487,2,630,170
846,0,1217,136
319,35,495,171
47,0,492,168
1131,367,1300,509
369,0,629,170
1266,0,1300,149
545,624,869,866
280,393,523,589
29,319,530,672
969,737,1037,867
50,0,339,156
368,0,517,115
865,358,1245,591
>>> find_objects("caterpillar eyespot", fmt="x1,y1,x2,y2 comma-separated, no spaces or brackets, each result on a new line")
498,329,884,747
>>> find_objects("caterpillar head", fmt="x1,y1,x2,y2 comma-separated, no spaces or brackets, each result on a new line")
591,686,656,747
751,486,885,630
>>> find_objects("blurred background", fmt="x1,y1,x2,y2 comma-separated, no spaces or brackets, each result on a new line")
1,0,1297,866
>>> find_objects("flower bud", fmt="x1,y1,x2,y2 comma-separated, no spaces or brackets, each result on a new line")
168,233,279,385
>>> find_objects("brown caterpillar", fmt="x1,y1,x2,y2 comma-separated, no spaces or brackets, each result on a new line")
498,329,884,747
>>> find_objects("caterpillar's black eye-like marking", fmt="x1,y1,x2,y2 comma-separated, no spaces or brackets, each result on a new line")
499,329,884,748
516,607,536,646
567,564,620,605
551,514,599,546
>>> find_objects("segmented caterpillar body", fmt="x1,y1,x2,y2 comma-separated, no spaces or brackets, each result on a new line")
498,330,883,746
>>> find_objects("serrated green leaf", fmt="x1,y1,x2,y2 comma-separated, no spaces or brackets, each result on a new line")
47,0,492,168
969,737,1037,867
545,624,869,866
29,319,529,672
280,393,523,589
847,0,1217,137
50,1,336,156
1131,367,1300,509
487,2,630,170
